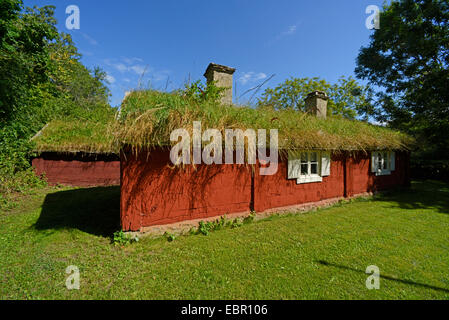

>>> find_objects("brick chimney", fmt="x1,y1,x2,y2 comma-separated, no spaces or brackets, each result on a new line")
305,91,329,119
204,63,236,105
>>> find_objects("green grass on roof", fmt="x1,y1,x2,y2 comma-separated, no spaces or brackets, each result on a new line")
117,90,414,153
33,90,414,154
33,119,117,154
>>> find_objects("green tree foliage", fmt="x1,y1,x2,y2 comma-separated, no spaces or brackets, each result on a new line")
257,76,374,120
0,0,113,206
0,1,112,141
0,1,57,182
46,33,112,118
0,1,58,124
355,0,449,159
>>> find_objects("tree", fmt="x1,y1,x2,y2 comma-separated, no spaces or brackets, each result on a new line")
0,0,113,198
0,1,58,124
257,76,374,120
355,0,449,158
43,32,112,121
0,0,112,126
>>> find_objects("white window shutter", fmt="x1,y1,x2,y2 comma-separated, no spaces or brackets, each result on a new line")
321,152,331,176
390,151,396,171
371,152,378,173
288,152,301,179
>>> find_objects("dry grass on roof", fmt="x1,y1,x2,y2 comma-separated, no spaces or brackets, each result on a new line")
32,90,415,154
116,90,414,153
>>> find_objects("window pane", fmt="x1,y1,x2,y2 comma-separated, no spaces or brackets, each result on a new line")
383,152,388,169
301,153,308,163
301,164,308,175
310,152,317,162
377,153,382,170
311,163,318,174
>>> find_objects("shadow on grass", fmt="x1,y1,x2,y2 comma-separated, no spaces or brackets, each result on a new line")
34,186,120,237
375,180,449,214
317,260,449,294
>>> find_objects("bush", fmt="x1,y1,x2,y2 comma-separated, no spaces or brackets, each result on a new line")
0,123,47,211
112,230,139,246
0,167,47,211
411,160,449,182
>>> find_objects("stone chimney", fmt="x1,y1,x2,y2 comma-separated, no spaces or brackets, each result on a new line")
305,91,329,119
204,63,236,105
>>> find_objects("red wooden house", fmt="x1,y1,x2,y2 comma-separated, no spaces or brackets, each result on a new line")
31,122,120,187
31,64,411,232
119,64,411,233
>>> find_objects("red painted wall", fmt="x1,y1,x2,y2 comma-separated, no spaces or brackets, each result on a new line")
255,151,410,212
32,152,120,187
254,153,346,213
120,149,410,231
345,151,410,197
120,148,252,231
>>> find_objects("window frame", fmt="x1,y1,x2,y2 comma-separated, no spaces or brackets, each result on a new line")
372,151,395,176
288,151,331,184
297,151,323,184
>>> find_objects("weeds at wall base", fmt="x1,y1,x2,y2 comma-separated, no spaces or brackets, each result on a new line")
112,230,139,246
126,195,382,244
116,192,392,245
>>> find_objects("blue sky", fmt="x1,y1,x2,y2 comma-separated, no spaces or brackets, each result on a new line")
25,0,384,107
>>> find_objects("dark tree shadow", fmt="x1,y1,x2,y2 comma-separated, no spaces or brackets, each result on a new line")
316,260,449,294
374,180,449,214
34,186,120,237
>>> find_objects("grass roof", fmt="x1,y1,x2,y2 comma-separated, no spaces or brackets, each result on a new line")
33,90,414,155
117,90,414,153
32,119,117,154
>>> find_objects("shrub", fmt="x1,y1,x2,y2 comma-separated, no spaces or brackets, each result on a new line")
411,160,449,182
112,230,139,246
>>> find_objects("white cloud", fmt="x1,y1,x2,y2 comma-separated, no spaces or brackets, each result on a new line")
104,58,148,75
285,25,297,35
80,32,98,46
151,70,171,82
122,57,144,65
79,50,93,57
277,24,298,39
129,65,147,75
238,72,267,85
102,58,172,89
266,22,300,45
114,63,128,73
105,74,115,84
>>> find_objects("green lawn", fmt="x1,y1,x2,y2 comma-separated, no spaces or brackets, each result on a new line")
1,181,448,300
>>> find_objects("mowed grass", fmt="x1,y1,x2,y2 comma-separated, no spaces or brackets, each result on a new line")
0,181,448,300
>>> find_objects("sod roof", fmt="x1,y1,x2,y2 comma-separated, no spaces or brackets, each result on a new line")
33,90,414,155
32,119,117,154
116,90,414,153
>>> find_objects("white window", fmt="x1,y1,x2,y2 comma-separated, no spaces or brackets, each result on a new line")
288,151,331,184
371,151,396,176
